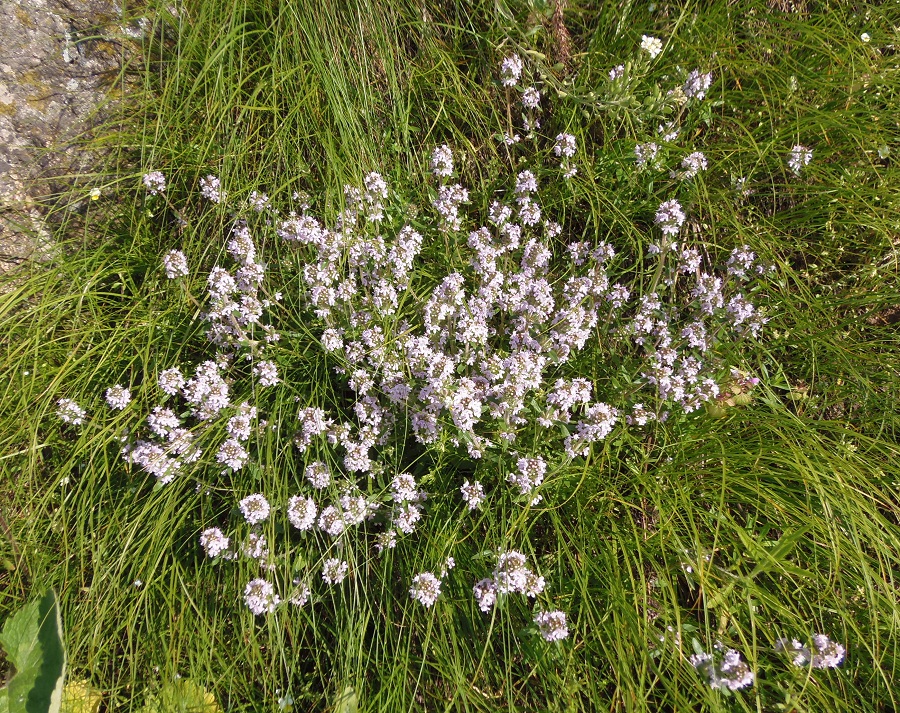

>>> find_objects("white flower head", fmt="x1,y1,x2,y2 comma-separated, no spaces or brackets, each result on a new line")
244,578,279,615
105,385,131,410
655,199,685,237
534,610,569,642
640,35,663,58
158,367,185,396
787,145,813,176
254,360,280,387
200,174,224,203
287,496,317,530
239,493,270,525
554,133,577,158
142,171,166,195
500,54,524,87
163,250,189,279
57,398,86,425
321,558,349,585
430,145,454,178
199,527,229,558
410,572,442,607
521,87,541,110
304,461,331,489
460,480,485,510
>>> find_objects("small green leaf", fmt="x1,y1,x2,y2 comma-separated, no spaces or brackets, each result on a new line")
0,590,67,713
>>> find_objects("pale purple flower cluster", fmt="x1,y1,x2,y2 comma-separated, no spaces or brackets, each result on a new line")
203,221,274,354
430,144,454,178
248,191,270,212
200,174,223,203
217,438,249,471
321,557,348,585
433,183,469,232
410,572,442,607
508,456,546,495
158,367,185,395
163,249,189,279
287,496,317,530
244,578,279,615
499,54,524,87
56,398,86,425
239,493,270,525
105,384,131,410
534,610,569,642
521,87,541,110
123,398,201,484
123,75,773,629
776,634,845,669
634,142,659,170
474,551,546,613
253,360,279,387
200,527,230,558
673,151,707,180
460,480,485,510
554,134,576,158
142,170,166,195
788,145,813,175
690,648,754,691
683,69,713,100
654,199,686,237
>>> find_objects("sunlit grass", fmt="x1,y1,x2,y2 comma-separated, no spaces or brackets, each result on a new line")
2,1,899,711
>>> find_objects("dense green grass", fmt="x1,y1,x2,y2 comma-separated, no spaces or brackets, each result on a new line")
2,1,900,711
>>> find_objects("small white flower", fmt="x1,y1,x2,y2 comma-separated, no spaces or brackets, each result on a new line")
430,145,454,178
655,199,685,236
304,461,331,489
473,578,497,612
217,438,249,471
460,480,485,510
861,32,871,43
89,187,101,200
554,133,577,158
254,360,280,387
200,175,224,203
158,367,185,395
640,35,663,58
787,145,813,176
287,496,317,530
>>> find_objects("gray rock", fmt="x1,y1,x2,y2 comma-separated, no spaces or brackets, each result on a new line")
0,0,141,271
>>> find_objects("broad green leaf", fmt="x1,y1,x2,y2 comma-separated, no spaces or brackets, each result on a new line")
140,680,220,713
60,680,102,713
0,590,66,713
332,686,357,713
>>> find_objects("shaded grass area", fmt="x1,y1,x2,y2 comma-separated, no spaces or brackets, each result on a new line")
2,0,900,711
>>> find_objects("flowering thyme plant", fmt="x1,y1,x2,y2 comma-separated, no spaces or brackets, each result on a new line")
65,44,783,655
